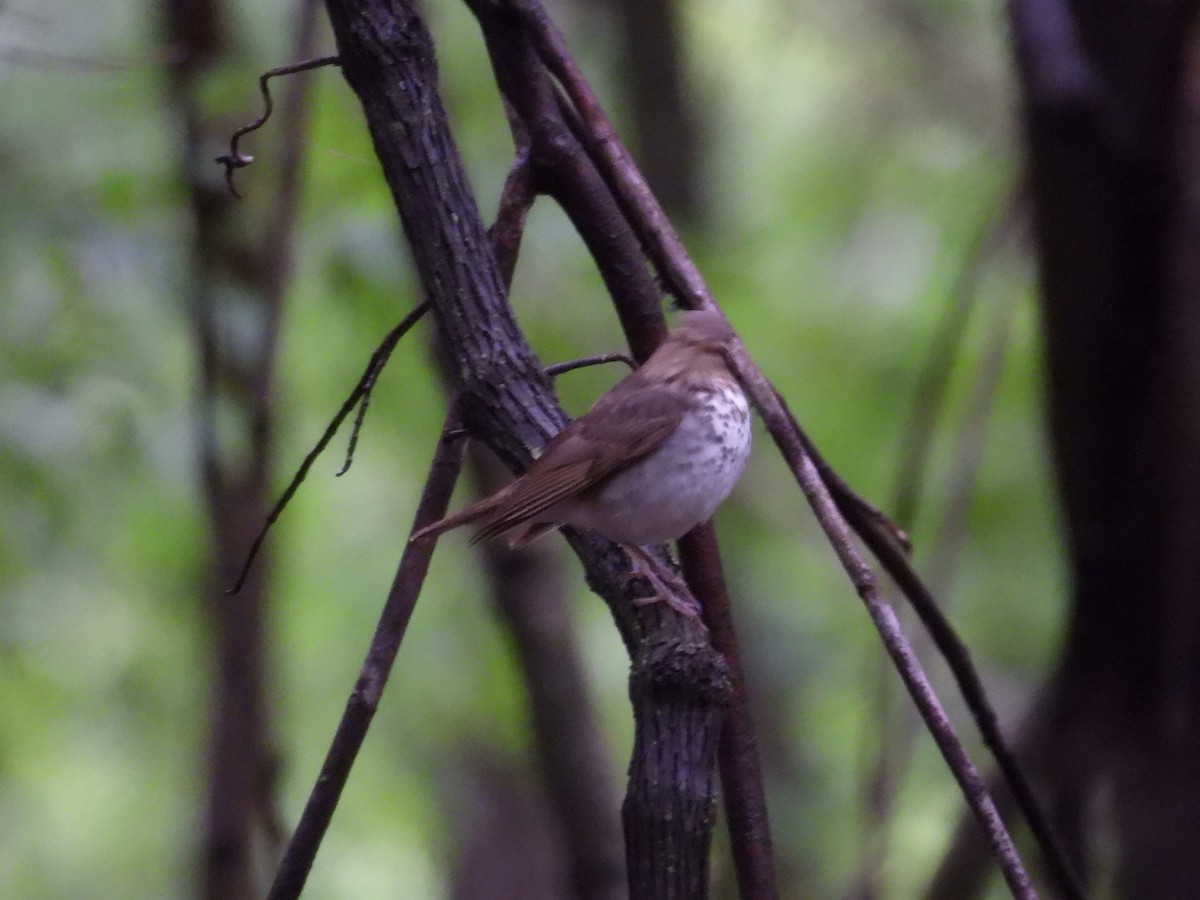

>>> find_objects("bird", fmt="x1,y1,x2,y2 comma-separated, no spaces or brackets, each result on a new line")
411,309,752,617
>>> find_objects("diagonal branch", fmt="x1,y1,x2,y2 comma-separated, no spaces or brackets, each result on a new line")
728,348,1035,900
266,401,469,900
228,300,431,593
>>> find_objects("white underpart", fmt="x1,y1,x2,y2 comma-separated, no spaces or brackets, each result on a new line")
566,383,752,545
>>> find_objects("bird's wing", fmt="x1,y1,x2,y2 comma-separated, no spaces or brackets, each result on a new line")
466,376,689,542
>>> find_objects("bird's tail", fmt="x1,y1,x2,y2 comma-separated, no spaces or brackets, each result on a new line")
409,494,499,544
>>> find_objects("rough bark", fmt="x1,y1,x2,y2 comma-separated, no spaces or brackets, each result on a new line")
319,0,730,895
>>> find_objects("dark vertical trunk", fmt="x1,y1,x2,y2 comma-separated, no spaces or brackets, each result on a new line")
162,0,315,893
933,3,1200,895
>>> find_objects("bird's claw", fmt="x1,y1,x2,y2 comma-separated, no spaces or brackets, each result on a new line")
623,547,703,620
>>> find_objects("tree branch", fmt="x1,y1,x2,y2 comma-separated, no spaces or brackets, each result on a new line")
267,402,469,900
728,349,1036,900
680,526,778,899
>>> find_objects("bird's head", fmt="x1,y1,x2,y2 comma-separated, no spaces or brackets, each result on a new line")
640,309,739,384
667,309,736,354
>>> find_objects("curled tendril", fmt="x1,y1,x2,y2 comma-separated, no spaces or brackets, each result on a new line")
216,55,340,198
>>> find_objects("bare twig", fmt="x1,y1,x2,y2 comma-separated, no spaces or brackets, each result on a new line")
332,316,627,480
216,54,341,197
444,354,635,438
228,300,430,593
335,305,437,476
486,116,536,287
266,402,469,900
469,1,670,359
544,352,635,378
506,0,708,310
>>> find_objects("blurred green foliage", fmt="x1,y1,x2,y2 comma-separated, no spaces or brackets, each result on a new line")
0,0,1063,896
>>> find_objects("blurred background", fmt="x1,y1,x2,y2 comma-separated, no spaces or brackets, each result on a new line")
2,0,1164,896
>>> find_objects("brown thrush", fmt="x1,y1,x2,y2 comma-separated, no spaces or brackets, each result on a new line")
411,309,751,616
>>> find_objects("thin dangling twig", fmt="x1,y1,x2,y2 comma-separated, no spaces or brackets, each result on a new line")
215,55,341,198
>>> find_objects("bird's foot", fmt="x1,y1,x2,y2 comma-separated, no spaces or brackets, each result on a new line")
623,545,702,620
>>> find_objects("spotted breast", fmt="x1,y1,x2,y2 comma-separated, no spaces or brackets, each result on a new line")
563,380,752,545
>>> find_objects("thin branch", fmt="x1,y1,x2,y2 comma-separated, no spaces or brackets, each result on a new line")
772,381,1085,900
335,310,431,476
506,0,708,310
726,346,1035,900
260,0,328,305
469,1,669,359
228,300,430,593
856,243,1026,898
216,54,341,198
544,352,635,378
266,401,469,900
486,112,536,288
680,526,779,899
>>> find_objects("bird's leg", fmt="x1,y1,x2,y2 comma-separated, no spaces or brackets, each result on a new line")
623,544,702,619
